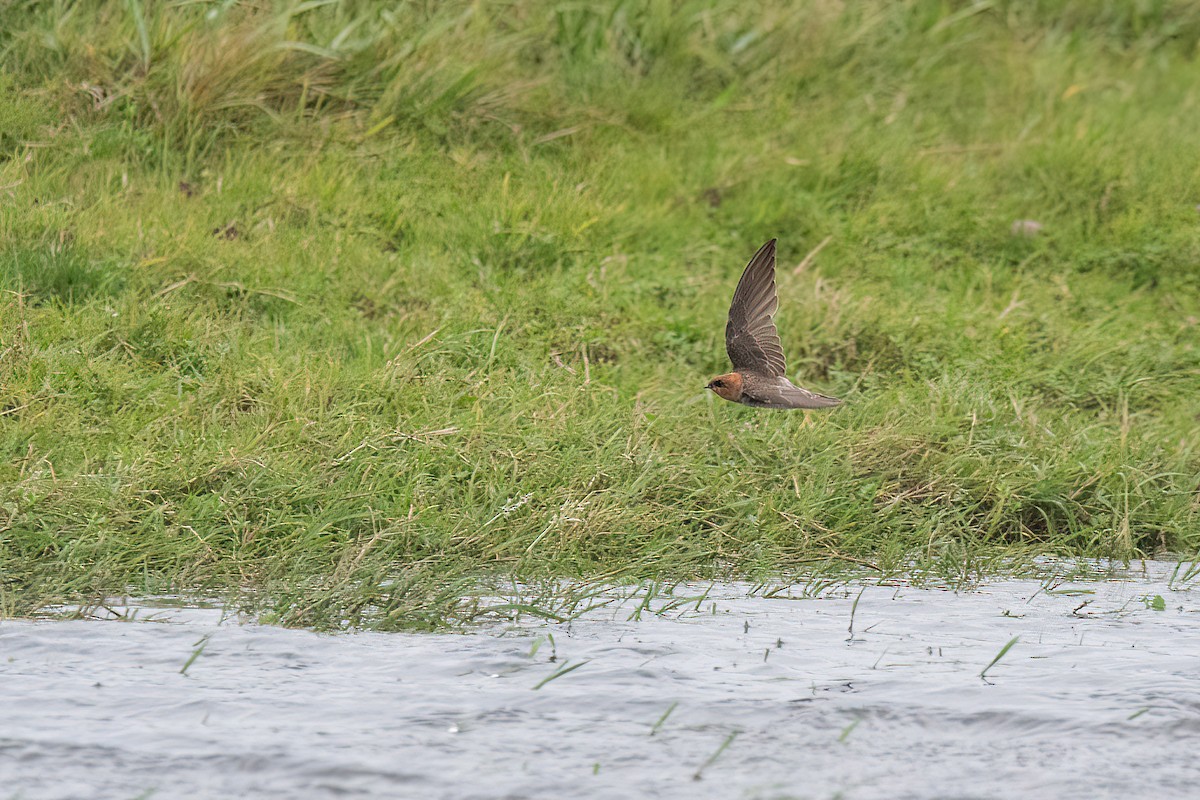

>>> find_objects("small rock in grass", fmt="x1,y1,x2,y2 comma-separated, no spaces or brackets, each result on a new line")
212,222,239,240
1011,219,1044,237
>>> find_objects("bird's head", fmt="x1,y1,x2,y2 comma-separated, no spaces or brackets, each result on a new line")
706,372,744,402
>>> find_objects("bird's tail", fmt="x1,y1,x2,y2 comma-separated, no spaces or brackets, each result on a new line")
788,387,842,409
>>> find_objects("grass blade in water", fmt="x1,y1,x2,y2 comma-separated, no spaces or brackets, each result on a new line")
693,730,739,781
980,636,1020,682
532,659,590,690
649,701,678,736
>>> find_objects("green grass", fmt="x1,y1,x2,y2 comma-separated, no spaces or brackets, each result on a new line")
2,0,1199,629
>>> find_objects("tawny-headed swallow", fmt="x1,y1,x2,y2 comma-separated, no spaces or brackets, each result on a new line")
706,239,842,410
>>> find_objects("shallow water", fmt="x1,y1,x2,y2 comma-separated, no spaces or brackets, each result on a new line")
3,563,1199,800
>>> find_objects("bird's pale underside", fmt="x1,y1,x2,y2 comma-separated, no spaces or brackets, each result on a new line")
707,239,841,410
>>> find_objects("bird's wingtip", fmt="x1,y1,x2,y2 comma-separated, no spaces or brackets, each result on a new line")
752,238,777,259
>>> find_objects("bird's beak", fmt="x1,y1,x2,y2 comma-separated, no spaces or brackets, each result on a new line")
704,381,714,390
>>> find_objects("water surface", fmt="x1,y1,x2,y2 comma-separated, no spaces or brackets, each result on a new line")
3,562,1199,799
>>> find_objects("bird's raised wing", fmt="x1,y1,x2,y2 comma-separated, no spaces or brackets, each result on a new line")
725,239,787,377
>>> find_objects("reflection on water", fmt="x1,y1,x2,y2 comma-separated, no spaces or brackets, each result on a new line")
2,562,1199,799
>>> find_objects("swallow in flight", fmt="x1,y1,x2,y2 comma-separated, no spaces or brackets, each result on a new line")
706,239,841,410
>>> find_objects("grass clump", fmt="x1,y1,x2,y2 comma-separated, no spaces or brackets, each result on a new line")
1,1,1199,629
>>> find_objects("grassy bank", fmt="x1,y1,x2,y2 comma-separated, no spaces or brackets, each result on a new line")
2,0,1199,629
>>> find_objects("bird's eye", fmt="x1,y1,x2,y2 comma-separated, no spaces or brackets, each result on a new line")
713,380,724,388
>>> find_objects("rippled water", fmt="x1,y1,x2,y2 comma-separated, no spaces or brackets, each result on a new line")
3,562,1199,799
